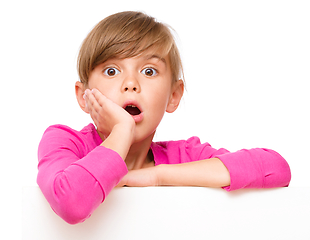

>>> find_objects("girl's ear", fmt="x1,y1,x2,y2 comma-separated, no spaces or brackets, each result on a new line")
75,81,89,114
166,80,184,113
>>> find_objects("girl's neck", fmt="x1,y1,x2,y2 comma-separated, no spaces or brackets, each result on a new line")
125,132,155,170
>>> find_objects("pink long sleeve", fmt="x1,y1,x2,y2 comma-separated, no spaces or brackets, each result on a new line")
37,124,128,224
215,148,291,191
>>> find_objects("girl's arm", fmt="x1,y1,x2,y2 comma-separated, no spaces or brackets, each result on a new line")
37,127,128,225
158,158,231,187
118,158,230,188
119,148,291,190
38,90,135,224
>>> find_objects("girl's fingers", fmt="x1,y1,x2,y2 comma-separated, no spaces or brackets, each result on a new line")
85,89,101,113
91,88,109,108
83,90,92,113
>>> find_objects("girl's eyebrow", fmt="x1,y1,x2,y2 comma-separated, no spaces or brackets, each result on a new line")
143,54,167,66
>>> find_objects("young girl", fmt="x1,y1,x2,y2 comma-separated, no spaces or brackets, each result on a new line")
37,11,291,225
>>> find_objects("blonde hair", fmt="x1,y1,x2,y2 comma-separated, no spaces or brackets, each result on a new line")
77,11,183,85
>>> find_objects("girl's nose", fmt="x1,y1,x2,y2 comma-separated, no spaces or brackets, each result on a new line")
122,75,141,93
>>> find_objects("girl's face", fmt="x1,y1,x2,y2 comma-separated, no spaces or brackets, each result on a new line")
85,50,184,143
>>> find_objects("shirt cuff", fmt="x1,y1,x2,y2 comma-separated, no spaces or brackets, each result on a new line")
215,149,264,191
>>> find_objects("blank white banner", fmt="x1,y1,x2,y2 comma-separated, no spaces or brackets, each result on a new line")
23,186,310,240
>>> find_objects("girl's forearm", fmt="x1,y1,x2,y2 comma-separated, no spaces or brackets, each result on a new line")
100,124,134,160
157,158,231,188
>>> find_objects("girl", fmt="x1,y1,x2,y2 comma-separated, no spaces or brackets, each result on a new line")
37,11,291,224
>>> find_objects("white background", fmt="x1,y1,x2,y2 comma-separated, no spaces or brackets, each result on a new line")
1,1,309,239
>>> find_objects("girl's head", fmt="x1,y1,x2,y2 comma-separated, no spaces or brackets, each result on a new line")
77,11,183,86
76,11,184,143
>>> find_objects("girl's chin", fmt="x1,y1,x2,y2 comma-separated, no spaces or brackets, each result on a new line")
132,128,156,145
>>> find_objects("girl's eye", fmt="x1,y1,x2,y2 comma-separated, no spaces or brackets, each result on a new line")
104,67,120,76
141,67,157,77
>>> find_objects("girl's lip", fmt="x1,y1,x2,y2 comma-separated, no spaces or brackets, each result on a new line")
131,112,144,123
122,100,144,123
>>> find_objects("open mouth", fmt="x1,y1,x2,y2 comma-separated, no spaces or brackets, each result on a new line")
124,105,141,116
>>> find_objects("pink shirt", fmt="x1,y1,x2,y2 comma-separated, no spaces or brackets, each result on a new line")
37,123,291,224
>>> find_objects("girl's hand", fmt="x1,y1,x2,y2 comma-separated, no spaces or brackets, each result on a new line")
84,88,135,141
117,166,160,187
